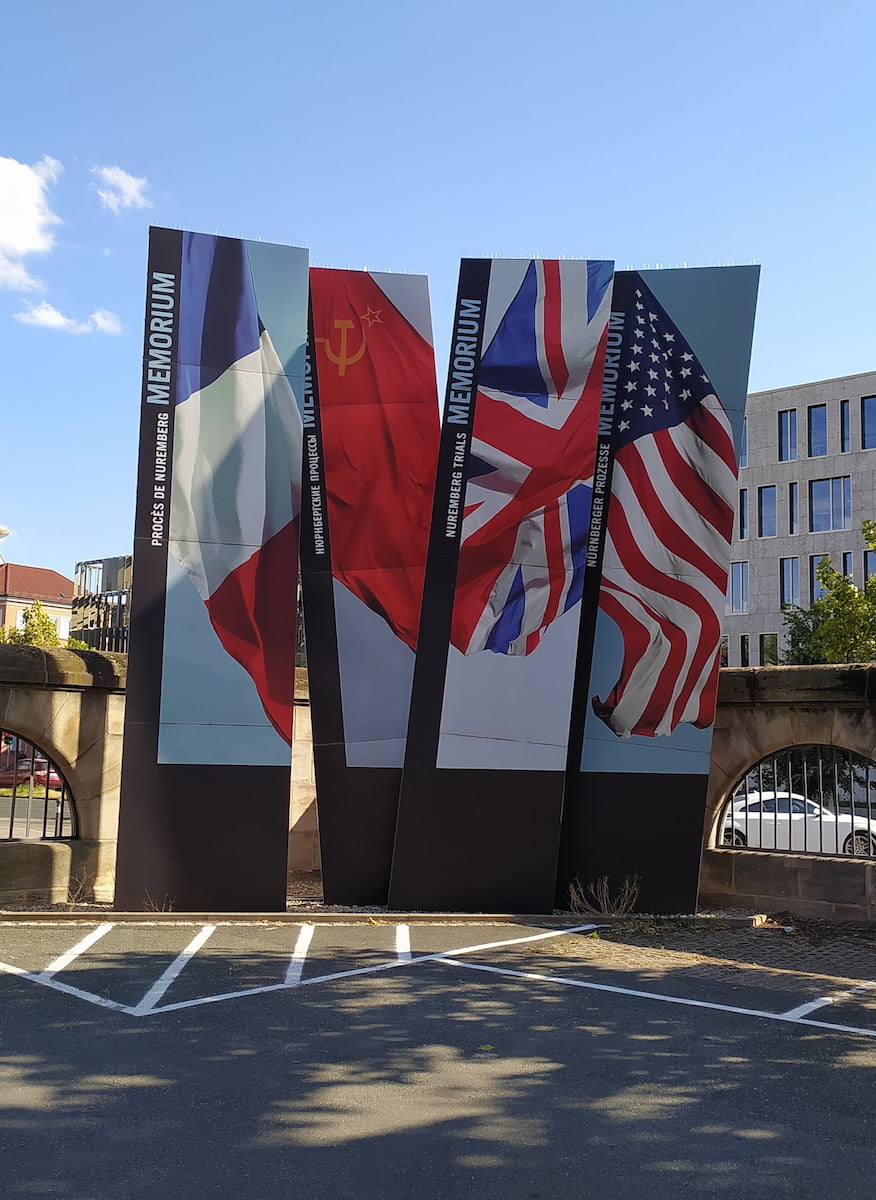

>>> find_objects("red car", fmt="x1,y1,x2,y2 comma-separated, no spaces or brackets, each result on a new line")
0,753,63,790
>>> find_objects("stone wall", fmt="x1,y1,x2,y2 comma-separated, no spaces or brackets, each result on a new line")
702,665,876,919
0,646,125,903
3,652,876,915
0,650,319,904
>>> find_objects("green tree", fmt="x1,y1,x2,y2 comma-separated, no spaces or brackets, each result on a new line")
782,603,828,664
0,600,61,647
782,524,876,664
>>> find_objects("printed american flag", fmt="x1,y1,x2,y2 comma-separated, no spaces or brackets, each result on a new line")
450,258,613,656
591,272,738,738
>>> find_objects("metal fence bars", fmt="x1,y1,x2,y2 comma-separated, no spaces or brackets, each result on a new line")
722,744,876,858
0,730,77,840
70,590,129,652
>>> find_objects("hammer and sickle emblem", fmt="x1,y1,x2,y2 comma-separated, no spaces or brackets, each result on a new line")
316,319,367,376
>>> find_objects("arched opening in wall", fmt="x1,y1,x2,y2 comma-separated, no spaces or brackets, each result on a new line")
720,745,876,858
0,728,77,840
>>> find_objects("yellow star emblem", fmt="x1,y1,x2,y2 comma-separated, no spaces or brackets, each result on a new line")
360,307,382,328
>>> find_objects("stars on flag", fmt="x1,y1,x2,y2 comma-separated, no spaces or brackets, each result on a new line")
612,280,716,449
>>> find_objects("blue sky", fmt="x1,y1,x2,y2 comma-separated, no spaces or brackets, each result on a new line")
1,0,874,577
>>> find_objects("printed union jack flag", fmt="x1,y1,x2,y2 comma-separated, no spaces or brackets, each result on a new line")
591,271,739,739
449,258,614,656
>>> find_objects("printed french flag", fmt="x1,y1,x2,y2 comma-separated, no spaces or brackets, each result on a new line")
168,233,302,744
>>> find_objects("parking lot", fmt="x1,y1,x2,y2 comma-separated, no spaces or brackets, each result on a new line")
2,918,876,1198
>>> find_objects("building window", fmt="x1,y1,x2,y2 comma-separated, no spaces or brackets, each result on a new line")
862,396,876,450
759,633,778,666
865,550,876,582
843,552,854,578
757,486,777,537
808,404,827,456
728,562,749,613
788,482,799,535
778,409,797,461
720,636,728,667
780,557,800,608
809,476,851,532
740,634,750,667
739,417,748,468
840,399,851,453
810,555,829,604
738,489,748,540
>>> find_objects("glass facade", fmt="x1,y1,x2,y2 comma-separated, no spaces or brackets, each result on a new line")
809,476,851,532
738,488,748,539
757,485,777,537
780,557,800,608
843,552,854,578
788,481,799,534
810,555,829,603
808,404,827,456
759,633,778,666
862,396,876,451
840,399,850,452
778,409,797,461
729,562,749,613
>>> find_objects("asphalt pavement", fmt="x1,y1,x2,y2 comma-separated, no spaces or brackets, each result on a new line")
2,918,875,1199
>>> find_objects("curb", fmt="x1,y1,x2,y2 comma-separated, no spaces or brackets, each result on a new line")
0,910,770,927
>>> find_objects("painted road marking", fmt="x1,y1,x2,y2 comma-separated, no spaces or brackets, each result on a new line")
436,957,876,1039
396,924,411,962
284,923,315,985
0,954,133,1012
781,981,876,1020
147,924,601,1014
131,925,216,1016
3,921,876,1040
37,923,115,979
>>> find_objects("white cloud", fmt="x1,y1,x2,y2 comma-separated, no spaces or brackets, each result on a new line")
0,255,42,290
0,155,62,290
92,165,151,215
14,301,121,335
89,308,122,335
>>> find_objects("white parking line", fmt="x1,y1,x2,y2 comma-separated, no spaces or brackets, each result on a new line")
37,923,115,979
395,924,411,962
131,925,216,1015
0,957,135,1012
437,957,876,1039
285,924,315,985
9,921,876,1041
781,981,876,1020
147,924,602,1014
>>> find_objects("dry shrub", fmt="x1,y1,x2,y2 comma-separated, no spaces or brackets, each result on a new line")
568,874,640,917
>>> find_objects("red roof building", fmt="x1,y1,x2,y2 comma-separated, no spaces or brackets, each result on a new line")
0,563,75,641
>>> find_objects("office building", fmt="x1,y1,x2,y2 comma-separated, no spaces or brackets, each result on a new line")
725,369,876,666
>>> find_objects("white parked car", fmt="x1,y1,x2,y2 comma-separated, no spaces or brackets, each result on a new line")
723,791,876,856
